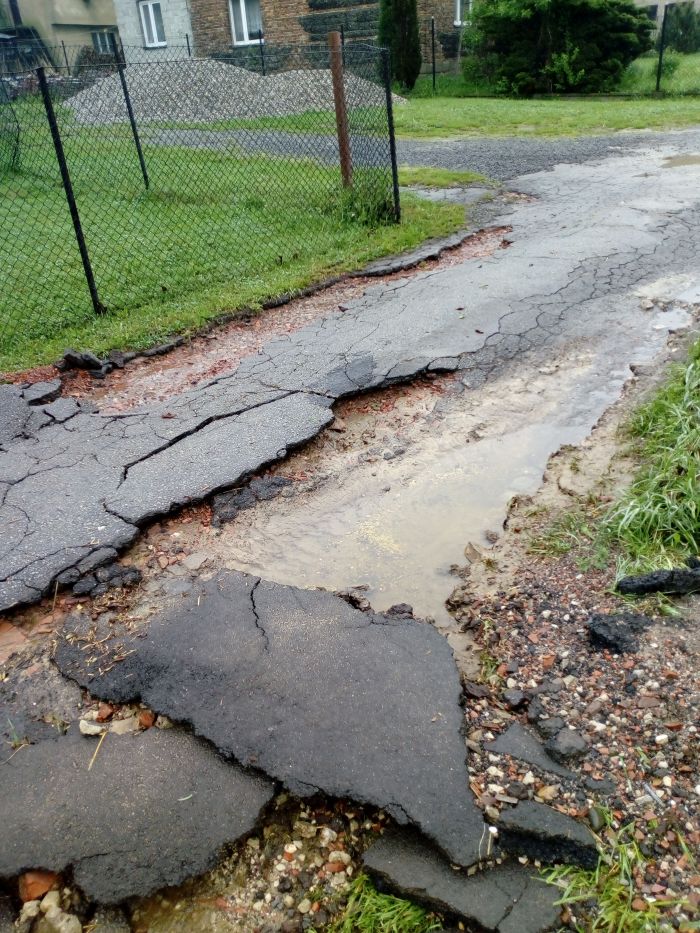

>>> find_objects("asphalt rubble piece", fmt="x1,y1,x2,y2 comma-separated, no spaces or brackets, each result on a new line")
616,566,700,597
0,728,274,904
586,612,653,653
498,801,598,869
363,828,561,933
54,569,486,868
485,722,576,779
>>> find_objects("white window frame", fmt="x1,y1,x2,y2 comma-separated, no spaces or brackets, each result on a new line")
139,0,167,48
91,30,113,54
229,0,263,46
455,0,473,26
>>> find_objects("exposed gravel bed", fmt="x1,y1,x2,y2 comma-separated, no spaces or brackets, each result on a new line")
448,550,700,930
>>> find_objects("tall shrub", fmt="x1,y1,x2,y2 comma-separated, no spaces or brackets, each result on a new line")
662,1,700,53
378,0,422,90
464,0,653,95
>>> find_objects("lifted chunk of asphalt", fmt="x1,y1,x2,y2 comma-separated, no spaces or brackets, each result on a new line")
616,567,700,596
54,570,485,867
498,801,598,869
211,475,293,526
0,728,273,904
486,723,575,779
22,379,62,406
363,828,560,933
586,613,652,653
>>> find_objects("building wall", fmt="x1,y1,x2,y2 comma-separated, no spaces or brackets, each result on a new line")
13,0,118,46
114,0,192,58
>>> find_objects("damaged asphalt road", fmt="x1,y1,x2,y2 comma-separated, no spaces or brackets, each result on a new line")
53,570,486,869
3,135,700,611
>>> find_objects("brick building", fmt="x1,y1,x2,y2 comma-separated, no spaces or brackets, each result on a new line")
113,0,466,67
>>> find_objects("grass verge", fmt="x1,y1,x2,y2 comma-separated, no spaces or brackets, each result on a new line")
602,339,700,576
328,873,441,933
544,812,686,931
392,95,700,139
398,164,492,187
529,338,700,579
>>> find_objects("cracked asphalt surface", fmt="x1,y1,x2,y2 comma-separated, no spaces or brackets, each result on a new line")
54,570,486,868
3,130,700,613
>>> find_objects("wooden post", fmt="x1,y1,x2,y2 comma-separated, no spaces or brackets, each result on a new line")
328,30,352,188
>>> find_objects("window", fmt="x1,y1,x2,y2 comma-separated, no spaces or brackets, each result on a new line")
91,30,113,54
139,0,166,47
229,0,263,44
454,0,473,26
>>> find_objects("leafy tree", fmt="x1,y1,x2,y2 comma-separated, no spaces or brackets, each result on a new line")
661,1,700,53
378,0,422,90
463,0,653,95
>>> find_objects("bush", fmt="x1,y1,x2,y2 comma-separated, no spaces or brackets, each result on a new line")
463,0,653,95
378,0,422,90
660,1,700,53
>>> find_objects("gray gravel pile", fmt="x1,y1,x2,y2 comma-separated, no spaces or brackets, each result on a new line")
65,59,392,126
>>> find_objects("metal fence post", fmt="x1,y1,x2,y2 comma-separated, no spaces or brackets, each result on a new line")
185,32,192,57
36,66,105,315
656,3,672,92
381,47,400,223
110,34,149,190
258,31,266,75
340,23,346,67
61,40,70,74
328,31,353,188
431,17,436,92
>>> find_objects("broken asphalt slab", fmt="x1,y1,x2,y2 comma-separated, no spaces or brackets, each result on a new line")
363,828,560,933
0,728,274,903
3,139,700,611
486,722,575,779
54,570,486,868
498,801,598,869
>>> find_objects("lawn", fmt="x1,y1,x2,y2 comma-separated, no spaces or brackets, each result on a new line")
0,101,465,372
392,94,700,138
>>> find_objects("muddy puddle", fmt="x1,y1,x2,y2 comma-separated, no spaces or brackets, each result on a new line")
146,305,691,630
663,154,700,168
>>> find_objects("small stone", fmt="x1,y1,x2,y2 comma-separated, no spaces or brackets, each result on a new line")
297,898,312,914
503,689,528,710
319,828,337,847
138,710,156,730
587,807,605,832
328,849,351,865
96,703,114,723
535,717,565,739
655,734,669,746
19,871,58,903
109,716,140,735
484,805,500,821
79,720,106,737
19,900,41,921
544,728,588,764
283,895,294,908
40,891,61,913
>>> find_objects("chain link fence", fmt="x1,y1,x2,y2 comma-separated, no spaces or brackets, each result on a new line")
0,40,399,364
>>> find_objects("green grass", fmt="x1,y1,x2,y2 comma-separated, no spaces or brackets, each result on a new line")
392,94,700,138
0,102,464,372
620,50,700,95
397,164,491,187
544,812,684,932
602,339,700,576
329,873,442,933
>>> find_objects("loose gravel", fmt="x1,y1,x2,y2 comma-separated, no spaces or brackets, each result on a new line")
65,60,392,126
